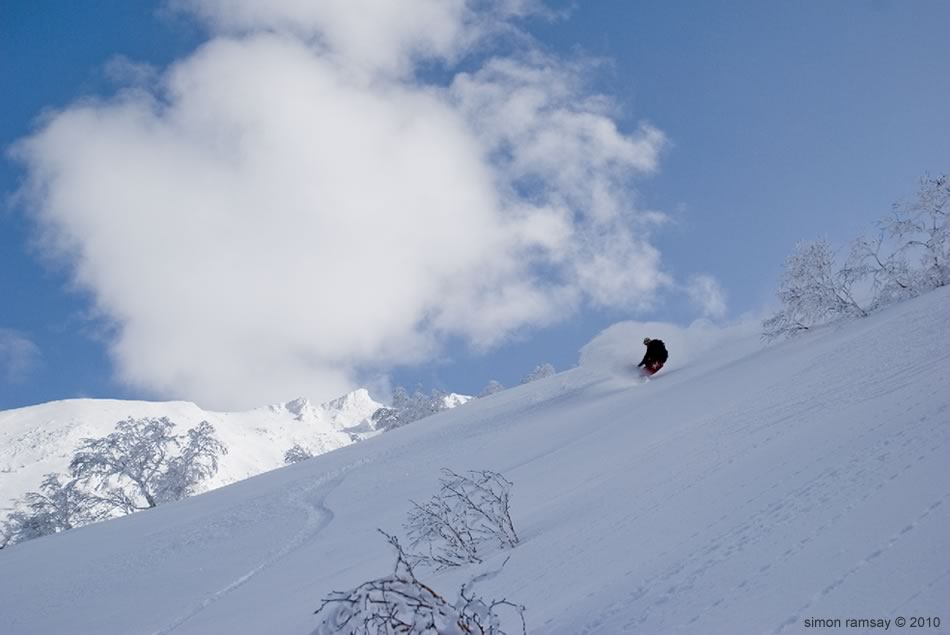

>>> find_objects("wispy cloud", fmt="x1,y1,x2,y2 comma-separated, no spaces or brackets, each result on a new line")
13,0,669,409
686,274,728,319
0,329,42,384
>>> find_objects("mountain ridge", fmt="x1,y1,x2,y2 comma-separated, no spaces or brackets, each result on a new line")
0,389,387,515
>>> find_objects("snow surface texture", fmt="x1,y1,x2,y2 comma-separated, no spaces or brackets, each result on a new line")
1,289,948,634
0,389,385,517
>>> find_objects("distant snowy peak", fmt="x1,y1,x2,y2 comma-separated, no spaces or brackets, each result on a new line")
0,387,473,516
266,389,383,430
442,393,473,408
324,387,378,412
323,388,386,427
0,389,386,515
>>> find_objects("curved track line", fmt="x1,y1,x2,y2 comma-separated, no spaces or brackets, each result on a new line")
155,458,370,634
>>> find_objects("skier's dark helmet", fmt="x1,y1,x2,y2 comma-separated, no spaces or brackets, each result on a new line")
643,337,652,345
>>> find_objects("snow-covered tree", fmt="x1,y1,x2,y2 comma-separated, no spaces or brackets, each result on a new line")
762,239,868,341
520,363,555,384
478,380,505,397
2,474,105,545
370,406,401,430
155,421,227,502
845,233,915,309
848,174,949,308
765,174,949,341
69,417,227,514
371,386,412,430
888,174,950,290
425,388,449,416
284,444,314,464
2,511,46,545
25,474,102,532
373,386,453,432
392,385,411,411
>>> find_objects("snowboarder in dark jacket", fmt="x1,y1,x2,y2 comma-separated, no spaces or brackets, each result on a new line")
638,337,668,375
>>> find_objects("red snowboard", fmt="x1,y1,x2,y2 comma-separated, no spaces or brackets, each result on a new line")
640,360,665,376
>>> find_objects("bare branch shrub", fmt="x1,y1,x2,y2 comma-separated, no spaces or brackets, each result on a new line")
454,556,526,635
405,469,518,570
312,531,525,635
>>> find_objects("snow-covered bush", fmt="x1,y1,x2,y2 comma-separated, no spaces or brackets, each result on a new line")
69,417,227,514
284,444,315,464
762,239,868,341
520,363,554,384
405,469,518,570
478,380,505,397
2,474,105,544
312,531,525,635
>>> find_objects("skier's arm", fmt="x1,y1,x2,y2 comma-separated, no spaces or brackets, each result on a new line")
637,352,648,367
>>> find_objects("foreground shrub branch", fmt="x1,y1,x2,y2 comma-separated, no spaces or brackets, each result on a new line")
313,531,525,635
405,469,518,570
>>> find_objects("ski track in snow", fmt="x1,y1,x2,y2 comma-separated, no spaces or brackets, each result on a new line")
148,404,511,635
772,492,950,634
153,457,369,635
575,397,950,633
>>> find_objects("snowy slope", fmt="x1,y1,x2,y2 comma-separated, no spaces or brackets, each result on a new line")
0,389,385,515
1,289,948,634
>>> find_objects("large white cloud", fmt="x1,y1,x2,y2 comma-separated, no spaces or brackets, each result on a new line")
14,0,670,409
173,0,538,78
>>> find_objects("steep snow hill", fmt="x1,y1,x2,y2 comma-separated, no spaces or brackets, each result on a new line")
0,289,947,634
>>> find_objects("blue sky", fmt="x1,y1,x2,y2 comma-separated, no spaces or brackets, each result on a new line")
1,1,947,410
